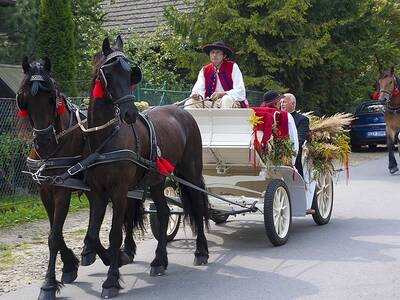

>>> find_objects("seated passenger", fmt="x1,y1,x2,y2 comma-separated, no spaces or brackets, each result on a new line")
281,93,310,177
184,41,247,109
258,90,299,164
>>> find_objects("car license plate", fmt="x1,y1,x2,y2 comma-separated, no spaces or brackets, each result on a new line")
367,131,386,137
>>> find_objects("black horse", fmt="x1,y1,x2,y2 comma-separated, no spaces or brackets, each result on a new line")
17,57,141,300
85,35,209,298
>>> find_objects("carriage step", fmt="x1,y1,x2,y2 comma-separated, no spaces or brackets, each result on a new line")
306,209,315,215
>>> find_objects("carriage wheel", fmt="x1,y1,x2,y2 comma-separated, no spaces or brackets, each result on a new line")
149,181,181,242
264,179,292,246
311,173,334,225
210,210,229,224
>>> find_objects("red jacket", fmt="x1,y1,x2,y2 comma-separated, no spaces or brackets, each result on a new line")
203,60,234,98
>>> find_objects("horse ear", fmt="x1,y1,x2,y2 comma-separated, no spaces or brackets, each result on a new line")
44,57,51,72
115,35,124,51
22,56,30,74
102,37,112,56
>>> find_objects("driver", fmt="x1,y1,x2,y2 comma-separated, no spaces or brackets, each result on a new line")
184,41,247,109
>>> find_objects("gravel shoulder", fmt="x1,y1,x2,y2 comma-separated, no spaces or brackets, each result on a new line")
0,207,152,296
0,149,387,296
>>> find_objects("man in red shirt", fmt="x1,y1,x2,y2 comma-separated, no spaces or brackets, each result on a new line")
185,41,247,109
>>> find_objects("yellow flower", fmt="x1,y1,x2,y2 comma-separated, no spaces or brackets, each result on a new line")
248,110,264,126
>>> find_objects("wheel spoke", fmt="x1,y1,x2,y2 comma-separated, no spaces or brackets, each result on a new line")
274,216,280,231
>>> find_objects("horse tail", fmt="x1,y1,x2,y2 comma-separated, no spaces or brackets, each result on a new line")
124,198,145,233
133,198,145,231
178,175,210,233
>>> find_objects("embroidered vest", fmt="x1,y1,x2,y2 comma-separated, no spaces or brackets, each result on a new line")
203,60,234,98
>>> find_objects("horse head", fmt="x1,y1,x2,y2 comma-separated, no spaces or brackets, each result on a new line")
377,67,400,106
17,57,62,154
92,35,142,124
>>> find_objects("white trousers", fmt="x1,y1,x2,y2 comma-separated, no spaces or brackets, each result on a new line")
184,95,241,109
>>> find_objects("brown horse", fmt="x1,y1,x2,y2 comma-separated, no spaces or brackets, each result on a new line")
17,58,140,300
85,35,209,298
377,68,400,174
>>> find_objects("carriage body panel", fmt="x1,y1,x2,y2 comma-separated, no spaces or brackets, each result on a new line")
187,108,310,217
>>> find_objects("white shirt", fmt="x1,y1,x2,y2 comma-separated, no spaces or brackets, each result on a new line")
191,63,246,101
287,113,299,165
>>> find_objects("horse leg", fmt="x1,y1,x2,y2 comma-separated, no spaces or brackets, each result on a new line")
81,190,110,266
101,187,127,299
38,188,74,300
176,169,209,266
149,182,169,276
387,135,398,174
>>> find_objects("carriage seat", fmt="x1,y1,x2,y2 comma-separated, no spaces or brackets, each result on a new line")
187,109,256,167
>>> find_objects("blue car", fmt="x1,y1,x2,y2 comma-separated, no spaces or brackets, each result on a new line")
350,100,386,150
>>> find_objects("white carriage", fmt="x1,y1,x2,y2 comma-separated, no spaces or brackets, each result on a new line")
150,109,334,246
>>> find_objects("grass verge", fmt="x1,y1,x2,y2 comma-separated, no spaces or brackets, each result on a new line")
0,193,89,228
0,242,15,269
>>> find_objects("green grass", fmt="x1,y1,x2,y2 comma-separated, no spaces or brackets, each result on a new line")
0,193,89,228
0,242,15,268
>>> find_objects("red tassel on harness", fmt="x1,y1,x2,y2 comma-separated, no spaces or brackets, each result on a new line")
156,157,175,175
393,88,400,97
92,79,104,98
56,97,65,115
372,90,379,100
159,157,175,173
17,110,28,118
156,158,169,175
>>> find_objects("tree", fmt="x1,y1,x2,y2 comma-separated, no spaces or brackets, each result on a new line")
159,0,400,114
37,0,77,95
71,0,106,93
0,0,39,64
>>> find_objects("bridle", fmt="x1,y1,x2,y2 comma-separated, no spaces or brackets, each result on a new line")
378,75,400,112
97,51,136,106
17,70,81,158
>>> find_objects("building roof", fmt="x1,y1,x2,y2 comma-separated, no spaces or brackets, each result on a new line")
0,64,24,93
0,0,16,6
102,0,193,37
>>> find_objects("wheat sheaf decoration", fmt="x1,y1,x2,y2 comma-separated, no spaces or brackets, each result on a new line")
303,112,354,179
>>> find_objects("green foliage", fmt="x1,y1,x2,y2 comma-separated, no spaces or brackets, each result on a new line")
159,0,400,114
125,28,192,88
0,0,39,64
0,194,88,228
71,0,107,92
0,133,30,195
37,0,77,95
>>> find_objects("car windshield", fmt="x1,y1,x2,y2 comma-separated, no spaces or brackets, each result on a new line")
359,102,384,113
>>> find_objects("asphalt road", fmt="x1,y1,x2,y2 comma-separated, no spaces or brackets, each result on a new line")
1,157,399,300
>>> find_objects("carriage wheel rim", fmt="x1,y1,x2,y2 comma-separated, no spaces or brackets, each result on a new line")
316,175,332,219
272,186,290,238
164,186,180,236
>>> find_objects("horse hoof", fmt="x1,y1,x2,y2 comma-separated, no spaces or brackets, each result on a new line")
150,265,166,276
389,166,399,174
193,256,208,266
38,288,56,300
61,269,78,284
81,252,96,266
119,250,132,266
101,287,119,299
